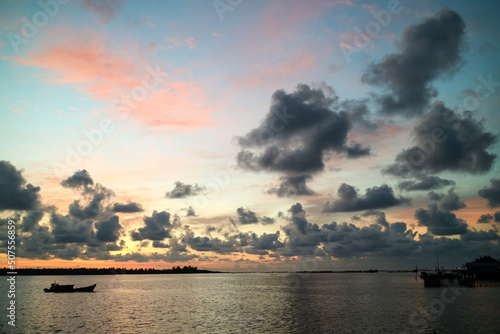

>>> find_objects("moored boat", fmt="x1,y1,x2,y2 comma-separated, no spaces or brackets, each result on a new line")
43,282,96,293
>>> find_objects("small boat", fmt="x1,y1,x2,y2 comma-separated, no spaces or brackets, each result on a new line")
43,282,96,293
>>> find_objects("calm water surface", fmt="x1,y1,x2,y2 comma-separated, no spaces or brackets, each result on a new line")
1,273,499,333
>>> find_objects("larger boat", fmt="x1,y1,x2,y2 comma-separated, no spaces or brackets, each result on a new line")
43,282,96,293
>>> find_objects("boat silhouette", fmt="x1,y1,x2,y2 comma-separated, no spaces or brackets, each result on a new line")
43,282,96,293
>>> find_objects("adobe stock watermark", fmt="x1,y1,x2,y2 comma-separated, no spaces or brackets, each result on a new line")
340,0,406,63
6,219,17,327
400,279,465,334
401,73,500,175
51,65,168,178
6,0,71,54
213,0,243,22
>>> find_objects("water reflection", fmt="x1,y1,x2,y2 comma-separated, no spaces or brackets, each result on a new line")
1,273,499,333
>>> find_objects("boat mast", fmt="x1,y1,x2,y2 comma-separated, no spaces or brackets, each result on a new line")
436,249,440,271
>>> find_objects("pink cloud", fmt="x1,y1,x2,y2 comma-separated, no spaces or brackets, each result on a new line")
13,30,213,129
15,31,137,93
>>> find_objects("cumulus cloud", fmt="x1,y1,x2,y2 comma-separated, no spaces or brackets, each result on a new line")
398,175,455,191
383,102,497,177
261,216,276,225
95,215,122,242
112,202,144,213
236,83,370,196
50,212,95,243
60,170,115,220
152,241,169,248
279,203,420,259
478,178,500,207
182,228,243,254
438,188,466,211
285,203,310,235
362,210,389,228
236,207,259,224
362,8,466,117
21,210,44,232
234,207,276,225
428,191,445,201
323,183,409,213
130,211,179,241
414,203,468,236
246,232,284,255
166,181,206,199
0,161,41,211
61,169,94,190
185,206,197,217
477,214,493,224
460,230,500,242
68,184,114,220
267,175,316,197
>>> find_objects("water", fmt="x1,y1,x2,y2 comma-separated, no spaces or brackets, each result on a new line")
1,273,500,333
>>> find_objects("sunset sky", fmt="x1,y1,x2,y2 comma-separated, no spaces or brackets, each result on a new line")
1,0,499,271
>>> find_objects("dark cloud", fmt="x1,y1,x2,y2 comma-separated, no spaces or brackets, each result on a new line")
185,206,197,217
246,232,284,255
50,212,95,243
428,191,445,201
0,160,41,211
183,230,241,254
362,210,389,228
460,230,500,242
95,215,122,242
236,207,259,224
319,221,418,259
398,175,455,191
68,184,113,220
61,169,94,190
285,203,309,234
8,172,126,262
166,181,206,199
152,241,169,248
236,84,370,196
278,203,420,259
383,102,497,177
342,99,379,132
477,214,493,224
323,183,409,213
495,212,500,222
438,188,466,211
261,216,276,225
112,202,144,213
233,207,276,225
21,210,44,232
362,8,466,117
345,143,371,158
414,204,468,236
267,175,316,197
130,211,179,241
478,179,500,207
61,170,115,220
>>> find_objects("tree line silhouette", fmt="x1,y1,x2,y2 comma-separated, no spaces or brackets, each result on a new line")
1,265,218,276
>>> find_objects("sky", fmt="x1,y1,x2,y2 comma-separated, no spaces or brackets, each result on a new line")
1,0,500,271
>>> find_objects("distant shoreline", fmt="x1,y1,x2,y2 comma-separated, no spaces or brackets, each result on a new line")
1,268,420,276
0,266,217,276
